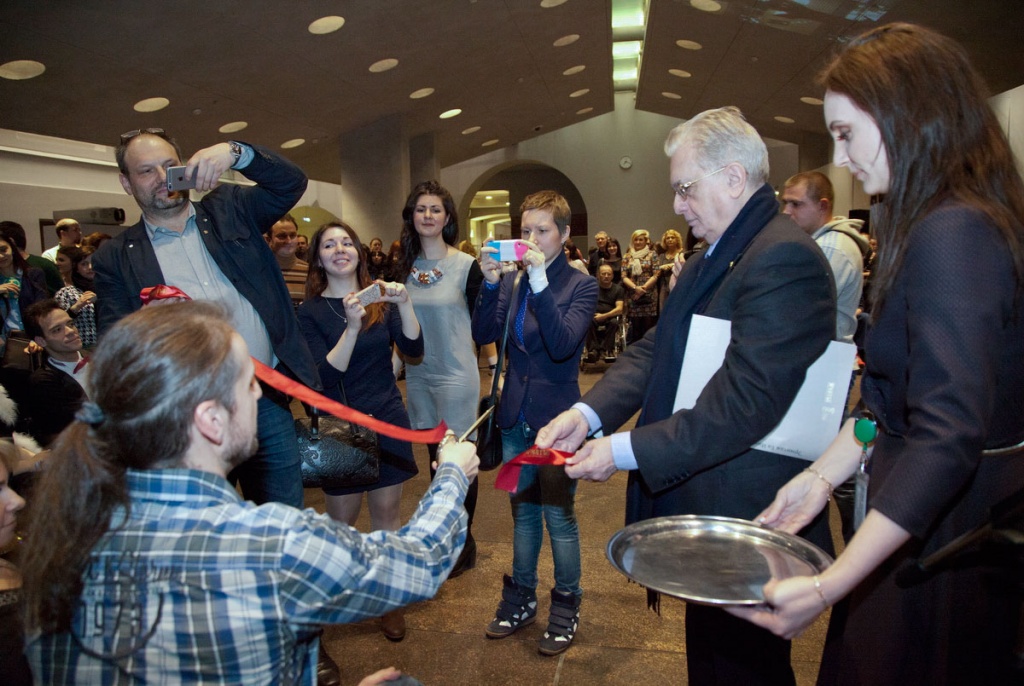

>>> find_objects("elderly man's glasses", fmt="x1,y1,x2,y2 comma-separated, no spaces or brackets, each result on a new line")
673,165,729,201
119,128,167,144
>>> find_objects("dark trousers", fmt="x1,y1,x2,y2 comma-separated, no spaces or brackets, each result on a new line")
586,316,619,355
686,603,796,686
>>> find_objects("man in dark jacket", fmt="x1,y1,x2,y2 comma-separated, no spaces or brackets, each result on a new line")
92,129,319,510
537,107,837,685
25,299,88,446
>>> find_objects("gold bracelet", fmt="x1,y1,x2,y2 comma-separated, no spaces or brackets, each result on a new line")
813,575,830,610
437,431,457,455
803,466,834,502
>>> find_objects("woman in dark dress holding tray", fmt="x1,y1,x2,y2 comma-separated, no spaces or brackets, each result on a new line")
734,23,1024,686
297,220,423,642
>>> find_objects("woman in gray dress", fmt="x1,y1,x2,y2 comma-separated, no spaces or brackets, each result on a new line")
397,180,484,577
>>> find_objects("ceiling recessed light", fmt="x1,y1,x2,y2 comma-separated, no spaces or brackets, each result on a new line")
662,92,682,100
482,139,500,147
134,97,170,112
800,96,824,106
369,58,398,73
569,88,590,98
219,121,248,133
691,0,722,12
281,138,306,149
676,39,702,50
410,87,434,99
462,126,481,135
774,116,795,124
485,195,493,200
308,16,345,35
0,60,45,80
440,108,462,119
576,107,594,115
540,0,568,7
563,65,586,76
553,34,580,47
669,69,692,78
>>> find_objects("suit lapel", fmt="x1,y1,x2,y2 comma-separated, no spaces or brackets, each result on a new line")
122,221,166,291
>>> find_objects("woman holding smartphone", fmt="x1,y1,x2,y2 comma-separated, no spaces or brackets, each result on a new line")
473,191,597,656
296,220,423,642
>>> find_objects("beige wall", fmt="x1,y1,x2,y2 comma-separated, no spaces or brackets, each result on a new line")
441,92,802,247
0,128,342,253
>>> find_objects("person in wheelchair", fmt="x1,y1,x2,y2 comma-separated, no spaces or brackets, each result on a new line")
584,264,625,363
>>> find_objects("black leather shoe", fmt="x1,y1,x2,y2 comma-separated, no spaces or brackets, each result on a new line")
316,647,341,686
448,535,477,579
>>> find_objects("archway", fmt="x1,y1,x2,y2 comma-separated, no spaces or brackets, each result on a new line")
456,160,589,251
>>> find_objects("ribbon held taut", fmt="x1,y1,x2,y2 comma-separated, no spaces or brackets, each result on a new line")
251,357,448,444
137,284,448,444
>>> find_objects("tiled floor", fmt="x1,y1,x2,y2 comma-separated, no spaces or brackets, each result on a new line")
308,364,848,685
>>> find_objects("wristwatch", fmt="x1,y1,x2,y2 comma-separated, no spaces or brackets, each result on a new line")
227,141,242,168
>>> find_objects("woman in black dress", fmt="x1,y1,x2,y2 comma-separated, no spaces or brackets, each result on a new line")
296,221,423,642
735,24,1024,685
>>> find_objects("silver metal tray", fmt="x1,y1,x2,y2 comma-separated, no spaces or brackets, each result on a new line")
606,515,833,606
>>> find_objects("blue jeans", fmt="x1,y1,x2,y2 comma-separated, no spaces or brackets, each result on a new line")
229,393,305,508
502,422,581,597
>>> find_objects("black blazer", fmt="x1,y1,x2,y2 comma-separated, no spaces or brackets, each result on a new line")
584,214,836,545
28,356,87,446
92,144,319,389
472,253,598,429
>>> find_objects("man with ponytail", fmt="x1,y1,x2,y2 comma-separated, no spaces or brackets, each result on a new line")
20,301,479,685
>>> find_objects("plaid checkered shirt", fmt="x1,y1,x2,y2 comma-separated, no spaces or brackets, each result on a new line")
26,463,469,684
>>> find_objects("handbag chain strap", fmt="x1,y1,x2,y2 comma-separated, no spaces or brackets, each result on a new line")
310,375,355,436
487,271,524,404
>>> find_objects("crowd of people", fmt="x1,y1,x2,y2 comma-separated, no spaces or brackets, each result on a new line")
0,21,1020,686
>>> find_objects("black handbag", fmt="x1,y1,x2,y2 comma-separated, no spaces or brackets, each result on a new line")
295,380,381,489
1,332,41,372
476,272,523,471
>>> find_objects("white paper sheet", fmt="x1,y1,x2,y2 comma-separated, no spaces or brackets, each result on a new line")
673,314,856,461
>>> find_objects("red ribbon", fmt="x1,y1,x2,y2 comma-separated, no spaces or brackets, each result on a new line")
494,446,573,494
138,284,447,444
140,284,193,305
251,357,448,444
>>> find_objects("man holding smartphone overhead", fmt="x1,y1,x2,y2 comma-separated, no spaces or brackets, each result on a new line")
93,131,319,509
91,128,341,683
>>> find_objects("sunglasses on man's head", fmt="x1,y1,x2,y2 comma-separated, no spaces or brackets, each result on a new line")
119,128,168,144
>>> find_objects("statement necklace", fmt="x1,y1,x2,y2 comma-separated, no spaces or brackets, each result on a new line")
410,264,444,286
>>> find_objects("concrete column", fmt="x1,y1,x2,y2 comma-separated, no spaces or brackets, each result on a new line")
339,115,409,242
409,133,439,188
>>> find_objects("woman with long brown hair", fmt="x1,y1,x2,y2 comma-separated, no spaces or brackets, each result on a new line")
735,24,1024,685
297,221,422,641
396,181,484,578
